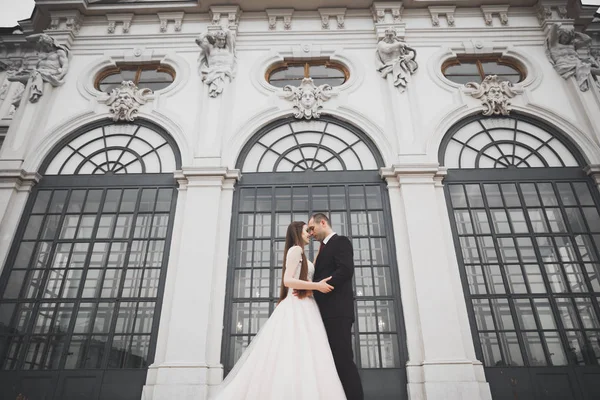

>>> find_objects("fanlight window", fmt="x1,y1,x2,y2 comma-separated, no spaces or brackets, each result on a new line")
443,55,524,85
441,117,580,169
267,59,348,88
96,63,175,93
45,123,178,175
241,120,379,173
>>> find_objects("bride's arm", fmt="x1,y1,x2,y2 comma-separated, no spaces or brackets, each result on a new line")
284,246,333,293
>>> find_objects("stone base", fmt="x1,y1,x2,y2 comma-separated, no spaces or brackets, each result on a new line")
406,360,492,400
141,362,224,400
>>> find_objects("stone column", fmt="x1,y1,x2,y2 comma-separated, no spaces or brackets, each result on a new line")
143,167,240,400
0,170,39,273
380,164,491,400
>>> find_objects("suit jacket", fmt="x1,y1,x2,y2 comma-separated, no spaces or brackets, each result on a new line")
313,234,355,320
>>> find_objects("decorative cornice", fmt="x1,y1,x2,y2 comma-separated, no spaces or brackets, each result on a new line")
106,13,134,34
480,5,510,26
380,164,447,186
318,8,346,30
428,6,456,27
209,5,241,33
371,1,405,39
48,10,83,34
535,0,571,27
174,168,241,190
0,169,41,191
157,12,184,33
265,9,294,31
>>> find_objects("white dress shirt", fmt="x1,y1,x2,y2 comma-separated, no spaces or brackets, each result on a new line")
323,232,336,244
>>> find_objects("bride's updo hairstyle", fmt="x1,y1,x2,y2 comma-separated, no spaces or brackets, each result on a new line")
278,221,310,302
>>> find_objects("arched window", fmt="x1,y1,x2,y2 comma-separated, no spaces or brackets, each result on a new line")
442,55,524,85
441,114,600,400
0,121,180,400
266,59,348,88
226,117,408,399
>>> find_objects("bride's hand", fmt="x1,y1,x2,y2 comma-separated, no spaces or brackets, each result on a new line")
315,277,334,293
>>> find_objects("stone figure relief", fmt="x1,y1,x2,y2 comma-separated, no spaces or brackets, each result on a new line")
546,23,600,91
7,34,69,103
195,28,236,97
106,81,151,122
464,75,523,116
376,29,418,92
283,78,332,120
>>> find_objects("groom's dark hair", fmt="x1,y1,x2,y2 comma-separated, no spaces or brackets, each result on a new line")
311,213,330,226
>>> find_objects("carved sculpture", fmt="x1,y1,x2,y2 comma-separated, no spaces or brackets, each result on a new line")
195,28,236,98
7,34,69,103
375,29,418,92
106,81,151,122
464,75,523,116
546,23,600,91
283,78,332,120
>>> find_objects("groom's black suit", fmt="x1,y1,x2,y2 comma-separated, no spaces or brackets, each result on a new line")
313,234,364,400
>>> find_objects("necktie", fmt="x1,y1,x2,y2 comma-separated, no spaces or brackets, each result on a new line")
319,241,325,253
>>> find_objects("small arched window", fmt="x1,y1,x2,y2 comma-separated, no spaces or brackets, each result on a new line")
96,63,175,93
443,55,524,85
266,59,348,88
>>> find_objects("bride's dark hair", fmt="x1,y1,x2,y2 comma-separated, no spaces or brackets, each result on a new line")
278,221,309,303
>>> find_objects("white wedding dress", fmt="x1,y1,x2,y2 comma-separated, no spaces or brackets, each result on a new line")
212,246,346,400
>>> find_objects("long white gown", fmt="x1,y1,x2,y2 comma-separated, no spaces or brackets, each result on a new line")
212,246,347,400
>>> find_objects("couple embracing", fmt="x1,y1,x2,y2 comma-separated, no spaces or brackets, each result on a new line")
213,213,364,400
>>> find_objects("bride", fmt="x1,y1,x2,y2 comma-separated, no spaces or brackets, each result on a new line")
211,221,347,400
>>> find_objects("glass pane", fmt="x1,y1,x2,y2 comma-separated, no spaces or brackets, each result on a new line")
545,264,568,293
491,299,514,330
520,184,540,206
524,264,545,293
479,332,502,367
449,185,467,208
533,299,557,329
357,301,377,332
473,299,495,330
483,184,503,207
544,332,568,366
537,183,558,206
522,332,547,366
67,190,86,213
583,208,600,232
505,265,527,293
32,191,52,213
465,185,484,207
508,210,528,233
380,334,400,368
573,182,594,205
275,187,291,211
514,299,537,330
528,209,549,233
359,334,380,368
501,184,521,207
471,210,491,234
256,188,272,212
2,270,26,299
445,62,479,75
574,297,599,328
329,186,346,210
556,298,580,329
498,332,524,366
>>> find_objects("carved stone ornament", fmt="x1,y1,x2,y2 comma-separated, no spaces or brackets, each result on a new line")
283,78,332,120
546,24,600,91
375,29,418,92
106,81,151,121
6,33,70,103
464,75,523,116
195,28,237,97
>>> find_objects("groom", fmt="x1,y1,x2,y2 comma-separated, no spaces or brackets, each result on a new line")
308,213,364,400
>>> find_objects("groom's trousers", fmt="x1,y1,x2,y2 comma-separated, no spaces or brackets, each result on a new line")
323,317,364,400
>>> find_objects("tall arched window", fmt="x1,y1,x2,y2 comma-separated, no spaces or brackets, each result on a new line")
0,120,180,400
225,117,408,399
441,114,600,400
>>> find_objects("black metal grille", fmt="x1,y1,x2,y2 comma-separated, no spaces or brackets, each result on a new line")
240,119,379,173
0,121,179,380
225,184,403,370
448,180,600,367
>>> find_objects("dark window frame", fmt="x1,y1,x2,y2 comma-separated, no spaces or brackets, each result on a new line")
442,54,525,84
95,63,175,93
266,58,349,87
441,114,600,400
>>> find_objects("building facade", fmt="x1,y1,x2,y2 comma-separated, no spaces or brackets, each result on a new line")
0,0,599,399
